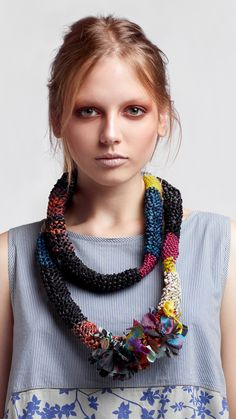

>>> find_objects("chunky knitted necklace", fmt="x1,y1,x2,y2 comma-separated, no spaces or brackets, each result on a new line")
36,169,188,380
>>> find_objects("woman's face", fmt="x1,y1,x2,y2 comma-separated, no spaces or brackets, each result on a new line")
65,56,166,187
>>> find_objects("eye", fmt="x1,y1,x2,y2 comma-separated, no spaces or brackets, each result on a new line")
125,106,146,117
73,107,99,118
73,105,146,119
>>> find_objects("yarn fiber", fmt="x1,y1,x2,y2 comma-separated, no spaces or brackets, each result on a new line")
35,170,188,380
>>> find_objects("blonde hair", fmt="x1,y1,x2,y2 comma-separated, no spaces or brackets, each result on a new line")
47,13,182,185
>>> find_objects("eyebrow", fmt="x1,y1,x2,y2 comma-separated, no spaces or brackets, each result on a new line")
74,97,151,106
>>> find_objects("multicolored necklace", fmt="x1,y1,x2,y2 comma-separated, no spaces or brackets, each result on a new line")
36,169,188,380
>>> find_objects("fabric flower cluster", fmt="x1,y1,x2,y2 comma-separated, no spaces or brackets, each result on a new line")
88,300,188,380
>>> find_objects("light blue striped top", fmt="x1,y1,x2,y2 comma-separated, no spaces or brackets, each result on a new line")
5,210,231,409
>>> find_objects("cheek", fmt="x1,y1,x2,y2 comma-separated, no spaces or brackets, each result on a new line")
66,139,88,163
130,115,158,149
65,125,90,157
133,129,157,156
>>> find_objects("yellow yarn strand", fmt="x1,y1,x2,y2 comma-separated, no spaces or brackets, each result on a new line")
163,256,176,273
162,300,183,334
143,174,163,196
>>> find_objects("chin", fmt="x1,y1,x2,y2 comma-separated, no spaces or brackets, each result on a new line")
81,168,140,188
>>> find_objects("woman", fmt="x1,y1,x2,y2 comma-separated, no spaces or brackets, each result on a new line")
1,14,235,418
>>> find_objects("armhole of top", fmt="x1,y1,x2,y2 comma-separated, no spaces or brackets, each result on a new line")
220,215,231,295
7,228,16,307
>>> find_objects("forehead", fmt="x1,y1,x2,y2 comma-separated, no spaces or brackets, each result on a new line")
75,56,153,104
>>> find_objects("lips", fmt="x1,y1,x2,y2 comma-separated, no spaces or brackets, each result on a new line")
95,153,128,159
95,157,128,167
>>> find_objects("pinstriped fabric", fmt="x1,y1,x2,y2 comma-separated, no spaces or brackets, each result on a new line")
5,210,231,411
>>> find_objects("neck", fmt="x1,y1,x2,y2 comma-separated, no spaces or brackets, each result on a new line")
65,171,146,231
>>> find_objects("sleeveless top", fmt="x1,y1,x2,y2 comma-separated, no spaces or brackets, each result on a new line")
4,210,231,418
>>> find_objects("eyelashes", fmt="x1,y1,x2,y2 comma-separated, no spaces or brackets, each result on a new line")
73,107,98,118
73,106,146,119
125,106,146,117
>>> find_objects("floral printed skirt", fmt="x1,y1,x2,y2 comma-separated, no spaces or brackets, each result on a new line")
4,385,229,419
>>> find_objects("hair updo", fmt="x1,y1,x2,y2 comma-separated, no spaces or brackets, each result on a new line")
47,14,182,185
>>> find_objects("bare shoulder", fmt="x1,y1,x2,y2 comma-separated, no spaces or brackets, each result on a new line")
0,230,14,416
182,207,193,220
0,230,9,291
220,219,236,416
220,220,236,316
0,230,12,317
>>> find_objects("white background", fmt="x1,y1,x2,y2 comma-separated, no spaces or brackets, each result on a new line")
1,0,235,233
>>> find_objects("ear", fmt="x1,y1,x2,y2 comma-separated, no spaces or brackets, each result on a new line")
51,115,61,138
53,126,61,139
157,111,168,137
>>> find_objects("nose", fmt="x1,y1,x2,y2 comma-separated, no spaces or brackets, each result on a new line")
99,112,121,145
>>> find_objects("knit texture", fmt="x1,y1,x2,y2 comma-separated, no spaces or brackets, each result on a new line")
5,210,231,409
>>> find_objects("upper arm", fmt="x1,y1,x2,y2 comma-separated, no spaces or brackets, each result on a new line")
220,220,236,417
0,231,14,414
